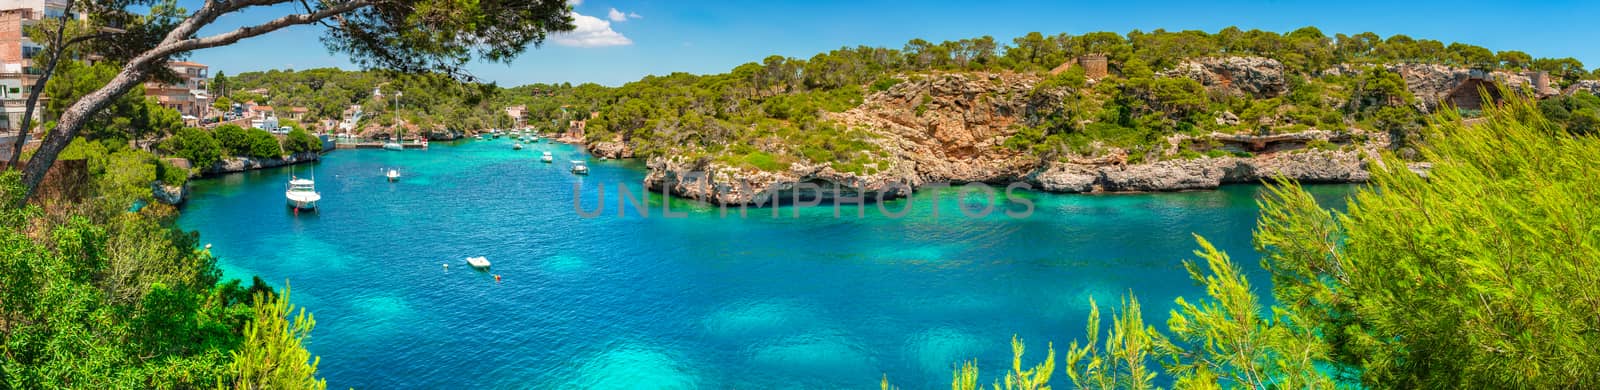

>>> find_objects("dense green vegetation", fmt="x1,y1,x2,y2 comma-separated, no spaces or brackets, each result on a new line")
219,27,1600,172
224,69,517,132
899,95,1600,388
500,27,1597,171
0,165,324,388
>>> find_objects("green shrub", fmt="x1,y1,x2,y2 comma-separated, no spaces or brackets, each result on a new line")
281,129,323,155
740,152,788,171
244,128,282,159
869,77,903,92
159,127,224,168
214,124,250,156
156,159,188,187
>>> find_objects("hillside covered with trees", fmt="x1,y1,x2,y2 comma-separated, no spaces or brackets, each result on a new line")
219,69,522,133
222,27,1600,177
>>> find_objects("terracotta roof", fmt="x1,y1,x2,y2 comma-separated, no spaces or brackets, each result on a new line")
170,61,207,68
251,105,274,111
291,107,309,112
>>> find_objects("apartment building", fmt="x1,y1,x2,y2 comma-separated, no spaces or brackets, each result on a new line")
144,61,209,121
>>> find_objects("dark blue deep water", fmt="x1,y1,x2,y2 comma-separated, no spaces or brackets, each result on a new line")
176,140,1355,389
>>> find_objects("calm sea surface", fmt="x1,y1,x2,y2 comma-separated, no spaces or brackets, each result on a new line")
177,139,1354,389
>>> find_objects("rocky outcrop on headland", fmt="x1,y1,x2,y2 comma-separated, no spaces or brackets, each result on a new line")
1161,56,1287,98
203,152,320,176
643,157,915,206
588,135,635,159
152,181,187,205
826,72,1045,186
635,63,1389,205
1565,80,1600,96
1321,63,1558,112
422,128,466,141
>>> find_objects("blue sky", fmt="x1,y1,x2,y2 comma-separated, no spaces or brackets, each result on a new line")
188,0,1600,87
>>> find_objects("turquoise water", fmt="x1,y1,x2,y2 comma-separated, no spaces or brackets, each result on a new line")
177,140,1355,389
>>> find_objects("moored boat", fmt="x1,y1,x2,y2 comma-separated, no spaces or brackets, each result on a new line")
285,177,322,210
541,152,553,163
466,256,491,269
571,160,589,175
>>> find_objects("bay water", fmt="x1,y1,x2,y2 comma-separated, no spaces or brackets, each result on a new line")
177,139,1354,388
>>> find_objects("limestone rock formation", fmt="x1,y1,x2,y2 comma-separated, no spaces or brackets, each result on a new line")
1565,80,1600,96
204,152,321,176
152,181,188,205
1032,149,1371,194
827,72,1046,185
588,136,634,159
1162,57,1287,98
634,71,1387,205
1323,63,1557,111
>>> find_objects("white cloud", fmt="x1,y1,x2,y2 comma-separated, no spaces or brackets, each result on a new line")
607,8,641,22
553,12,632,47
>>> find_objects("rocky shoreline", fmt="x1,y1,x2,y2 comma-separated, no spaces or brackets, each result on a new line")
151,152,324,205
631,147,1377,206
202,152,322,176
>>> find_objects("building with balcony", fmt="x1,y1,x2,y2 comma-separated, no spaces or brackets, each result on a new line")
0,7,47,133
504,105,526,128
143,61,209,120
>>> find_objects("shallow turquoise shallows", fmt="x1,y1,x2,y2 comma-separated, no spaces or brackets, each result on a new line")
177,140,1354,389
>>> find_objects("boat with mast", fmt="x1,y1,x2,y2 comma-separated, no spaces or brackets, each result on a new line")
286,168,322,212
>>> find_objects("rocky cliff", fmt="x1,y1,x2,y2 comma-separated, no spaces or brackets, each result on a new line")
639,68,1385,205
587,135,635,159
152,181,188,205
1161,56,1288,98
1322,63,1558,112
1566,80,1600,96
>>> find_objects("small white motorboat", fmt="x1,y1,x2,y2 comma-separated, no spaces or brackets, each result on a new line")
382,142,403,151
571,160,589,175
386,168,400,182
513,143,523,150
285,177,321,210
541,152,553,163
466,256,491,269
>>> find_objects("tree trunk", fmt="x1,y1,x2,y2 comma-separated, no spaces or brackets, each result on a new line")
18,65,150,204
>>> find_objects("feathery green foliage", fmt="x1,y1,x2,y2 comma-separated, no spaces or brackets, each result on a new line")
1256,92,1600,388
936,92,1600,388
218,286,325,390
